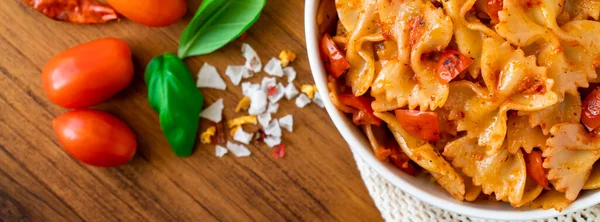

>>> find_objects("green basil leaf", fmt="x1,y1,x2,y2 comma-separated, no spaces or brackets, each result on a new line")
145,53,204,157
178,0,266,58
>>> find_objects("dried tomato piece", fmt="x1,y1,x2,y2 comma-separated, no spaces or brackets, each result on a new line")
24,0,118,24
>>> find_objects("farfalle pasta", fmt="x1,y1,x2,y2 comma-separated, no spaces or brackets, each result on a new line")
318,0,600,210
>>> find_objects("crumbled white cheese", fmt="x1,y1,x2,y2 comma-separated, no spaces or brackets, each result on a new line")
283,67,296,82
248,88,267,115
264,120,282,137
199,98,224,123
260,77,277,92
196,63,226,90
264,136,281,148
264,58,284,77
313,92,324,108
257,113,272,128
225,65,247,86
267,102,279,114
233,127,253,145
215,145,228,157
242,82,260,97
268,83,285,103
284,83,299,100
242,43,261,73
295,94,311,108
279,115,294,132
226,141,251,157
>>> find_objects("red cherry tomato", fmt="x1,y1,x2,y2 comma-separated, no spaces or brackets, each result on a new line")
320,33,351,78
338,94,381,126
395,110,440,142
582,87,600,131
524,150,550,190
106,0,187,27
52,109,137,167
42,38,134,108
436,49,473,83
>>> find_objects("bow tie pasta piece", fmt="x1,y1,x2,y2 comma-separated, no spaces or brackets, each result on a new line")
584,161,600,190
371,60,414,111
538,44,589,100
344,0,380,96
529,190,573,211
506,115,548,154
501,177,544,208
545,123,600,201
564,0,600,21
443,136,527,206
561,20,600,80
334,0,361,31
375,0,453,111
374,111,466,200
519,93,581,135
441,0,485,78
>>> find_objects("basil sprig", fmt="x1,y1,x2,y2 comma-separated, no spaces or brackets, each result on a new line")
178,0,266,58
145,53,203,157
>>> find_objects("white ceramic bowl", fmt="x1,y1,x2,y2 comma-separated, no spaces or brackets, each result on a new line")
304,1,600,220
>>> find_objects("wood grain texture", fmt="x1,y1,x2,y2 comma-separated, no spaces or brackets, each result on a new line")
0,0,382,221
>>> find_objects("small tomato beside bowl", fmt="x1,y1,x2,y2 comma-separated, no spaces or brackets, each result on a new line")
106,0,187,27
42,38,134,108
53,109,137,167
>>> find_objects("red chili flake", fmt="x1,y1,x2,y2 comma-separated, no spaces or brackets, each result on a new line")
272,144,286,159
267,85,278,96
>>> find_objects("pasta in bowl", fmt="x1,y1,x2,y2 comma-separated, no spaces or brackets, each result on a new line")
305,0,600,220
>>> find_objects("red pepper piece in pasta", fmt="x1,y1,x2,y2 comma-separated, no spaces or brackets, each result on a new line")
582,87,600,131
24,0,118,24
387,139,416,176
487,0,503,24
524,150,550,190
320,33,351,78
436,49,473,83
395,110,440,142
338,94,381,126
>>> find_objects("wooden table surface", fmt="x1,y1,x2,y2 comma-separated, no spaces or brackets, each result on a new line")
0,0,383,221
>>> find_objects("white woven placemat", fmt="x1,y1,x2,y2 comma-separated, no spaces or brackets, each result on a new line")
352,151,600,222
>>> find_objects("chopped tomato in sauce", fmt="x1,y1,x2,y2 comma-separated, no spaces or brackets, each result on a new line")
487,0,503,24
582,87,600,131
524,150,550,190
320,33,351,78
436,49,473,83
395,110,440,142
338,94,381,126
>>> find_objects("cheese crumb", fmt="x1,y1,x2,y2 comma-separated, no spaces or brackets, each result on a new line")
279,50,296,67
301,85,317,99
201,126,216,144
295,94,311,108
233,127,253,145
264,58,284,77
199,98,224,123
228,116,257,128
230,126,240,137
226,141,251,157
215,145,228,157
196,63,226,90
279,115,294,132
264,136,281,148
235,97,251,112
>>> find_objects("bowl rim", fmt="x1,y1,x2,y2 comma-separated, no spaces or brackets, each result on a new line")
303,0,600,220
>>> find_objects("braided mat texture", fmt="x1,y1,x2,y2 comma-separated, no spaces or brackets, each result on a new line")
352,152,600,222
